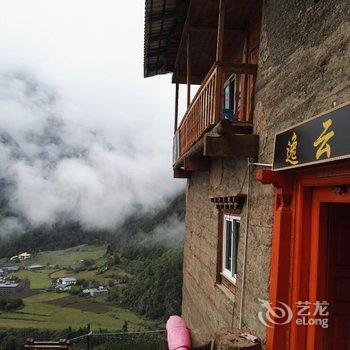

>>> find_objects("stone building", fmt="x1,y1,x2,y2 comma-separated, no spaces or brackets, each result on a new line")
143,1,350,349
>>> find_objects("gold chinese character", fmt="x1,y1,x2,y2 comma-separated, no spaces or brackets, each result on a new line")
285,132,299,165
313,119,335,160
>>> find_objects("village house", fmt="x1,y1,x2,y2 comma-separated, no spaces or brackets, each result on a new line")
55,276,77,292
82,286,108,297
18,252,31,260
26,264,44,271
143,0,349,349
0,282,20,295
10,252,31,262
2,266,20,273
56,276,77,286
0,279,27,295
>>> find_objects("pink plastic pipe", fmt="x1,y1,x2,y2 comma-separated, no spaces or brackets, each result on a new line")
166,316,191,350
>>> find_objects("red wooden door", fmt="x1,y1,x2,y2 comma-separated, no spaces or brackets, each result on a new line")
307,187,350,350
325,203,350,349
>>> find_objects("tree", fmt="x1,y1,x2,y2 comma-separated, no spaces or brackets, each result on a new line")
122,321,128,333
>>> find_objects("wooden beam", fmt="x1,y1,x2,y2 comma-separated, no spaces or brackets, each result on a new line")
211,119,253,135
188,27,243,34
173,133,206,169
174,169,191,179
241,23,249,121
187,32,191,107
173,119,256,169
172,73,206,85
216,0,226,62
174,83,179,133
173,1,192,84
218,62,258,75
203,133,259,158
172,63,258,85
184,157,210,172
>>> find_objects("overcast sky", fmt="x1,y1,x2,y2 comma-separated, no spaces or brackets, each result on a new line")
0,1,186,233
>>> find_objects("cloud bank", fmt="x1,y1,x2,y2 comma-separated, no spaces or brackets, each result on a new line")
0,1,186,234
0,70,183,232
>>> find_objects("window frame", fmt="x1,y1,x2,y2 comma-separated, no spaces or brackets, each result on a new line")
223,74,237,121
221,214,240,285
223,74,236,111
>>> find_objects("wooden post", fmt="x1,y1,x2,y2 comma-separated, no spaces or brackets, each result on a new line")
216,0,226,62
241,24,249,121
187,32,191,107
174,82,179,133
86,323,91,350
214,64,223,123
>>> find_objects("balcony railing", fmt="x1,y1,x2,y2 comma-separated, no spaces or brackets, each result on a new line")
173,61,257,165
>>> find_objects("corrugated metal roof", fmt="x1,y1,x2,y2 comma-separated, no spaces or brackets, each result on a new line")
0,283,19,288
144,0,189,78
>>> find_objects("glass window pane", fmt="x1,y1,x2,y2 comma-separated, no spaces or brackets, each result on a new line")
229,79,235,112
232,220,240,276
224,85,230,109
225,220,232,271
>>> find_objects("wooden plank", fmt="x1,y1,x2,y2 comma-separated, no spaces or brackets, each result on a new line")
212,119,253,135
241,24,249,121
187,32,191,107
214,64,222,123
203,133,259,158
218,62,258,75
172,1,192,83
172,74,206,85
184,157,210,172
173,134,205,169
174,169,191,179
174,82,179,133
188,27,243,34
216,0,226,62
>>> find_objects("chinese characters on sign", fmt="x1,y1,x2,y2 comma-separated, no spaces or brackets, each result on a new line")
313,119,335,160
273,103,349,170
285,132,299,165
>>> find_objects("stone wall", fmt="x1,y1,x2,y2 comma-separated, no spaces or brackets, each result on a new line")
182,0,350,343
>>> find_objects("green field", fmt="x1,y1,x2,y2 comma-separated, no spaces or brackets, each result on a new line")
9,245,111,290
13,270,52,289
55,267,130,285
0,292,153,331
0,245,156,331
18,245,107,269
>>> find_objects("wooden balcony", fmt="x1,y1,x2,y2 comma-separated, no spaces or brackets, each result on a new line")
173,61,259,171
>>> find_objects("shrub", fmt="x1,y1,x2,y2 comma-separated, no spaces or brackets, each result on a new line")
68,286,83,296
0,298,24,311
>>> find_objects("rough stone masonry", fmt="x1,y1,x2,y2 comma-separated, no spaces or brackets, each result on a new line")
181,0,350,344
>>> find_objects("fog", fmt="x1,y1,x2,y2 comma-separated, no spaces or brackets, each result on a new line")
0,1,185,233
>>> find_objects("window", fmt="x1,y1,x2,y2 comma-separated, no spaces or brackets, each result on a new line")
222,215,240,284
223,74,236,121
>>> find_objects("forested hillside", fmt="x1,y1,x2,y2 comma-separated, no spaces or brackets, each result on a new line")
0,191,185,321
0,190,184,257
